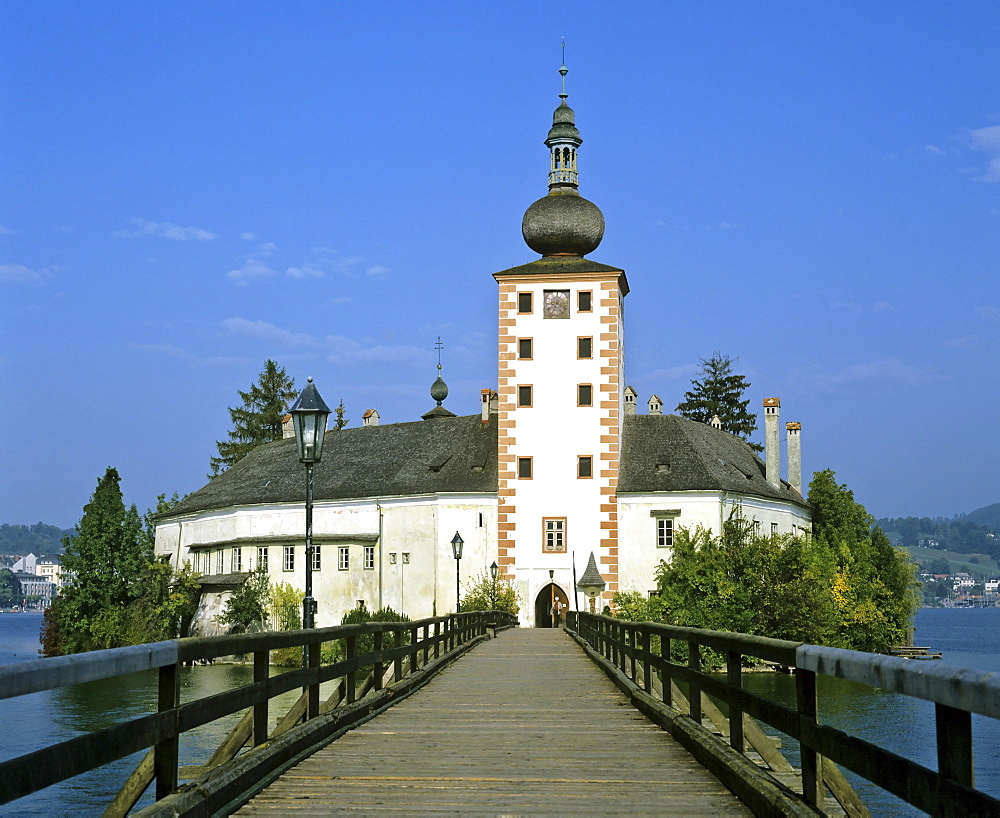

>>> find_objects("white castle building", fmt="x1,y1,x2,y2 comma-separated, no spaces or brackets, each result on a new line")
154,68,810,629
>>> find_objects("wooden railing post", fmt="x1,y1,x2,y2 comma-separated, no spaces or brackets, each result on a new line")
661,636,672,707
434,621,441,659
154,661,180,800
726,650,744,754
936,702,974,787
796,666,822,807
253,648,269,746
373,630,384,692
346,634,357,705
307,639,320,719
688,642,702,725
628,626,637,681
641,630,652,694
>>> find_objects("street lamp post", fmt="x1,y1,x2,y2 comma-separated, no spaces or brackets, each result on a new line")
490,560,499,610
290,377,331,631
451,532,464,612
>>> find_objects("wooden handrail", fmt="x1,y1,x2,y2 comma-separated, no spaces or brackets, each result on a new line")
0,610,518,810
567,611,1000,817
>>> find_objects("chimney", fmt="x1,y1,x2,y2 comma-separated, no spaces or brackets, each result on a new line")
648,394,662,415
282,414,295,439
362,409,379,427
786,422,802,494
763,398,780,487
710,415,722,429
481,389,498,422
623,386,637,416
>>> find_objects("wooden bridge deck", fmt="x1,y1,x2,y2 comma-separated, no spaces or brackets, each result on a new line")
236,628,751,815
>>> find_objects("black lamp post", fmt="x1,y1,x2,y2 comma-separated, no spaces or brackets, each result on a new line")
490,560,499,610
290,377,331,630
451,531,464,612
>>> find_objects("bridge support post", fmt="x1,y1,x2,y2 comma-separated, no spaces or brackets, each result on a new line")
346,635,357,705
796,667,823,808
726,651,744,754
936,702,974,787
688,643,702,725
661,636,672,708
308,641,320,718
253,648,269,745
155,662,180,800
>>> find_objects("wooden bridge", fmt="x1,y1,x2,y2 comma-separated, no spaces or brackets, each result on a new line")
2,611,1000,816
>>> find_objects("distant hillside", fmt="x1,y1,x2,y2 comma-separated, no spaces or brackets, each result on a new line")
0,523,72,555
962,503,1000,530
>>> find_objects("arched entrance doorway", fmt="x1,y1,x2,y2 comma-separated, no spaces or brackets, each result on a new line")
534,583,570,628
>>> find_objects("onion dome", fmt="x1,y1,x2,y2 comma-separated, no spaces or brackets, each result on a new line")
521,61,605,257
422,363,456,420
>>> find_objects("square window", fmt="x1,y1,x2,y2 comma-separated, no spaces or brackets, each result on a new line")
656,518,674,549
518,338,533,359
577,384,593,406
578,291,592,312
338,546,349,571
402,552,410,564
364,545,375,570
518,385,533,407
577,337,592,359
517,456,533,479
390,552,397,564
257,546,268,572
543,518,566,552
543,290,570,319
771,522,778,536
283,545,295,571
517,292,533,313
578,456,593,478
312,544,321,571
232,547,242,572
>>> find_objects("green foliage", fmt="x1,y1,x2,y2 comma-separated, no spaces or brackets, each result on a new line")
0,523,72,554
878,514,1000,561
611,590,667,623
210,359,297,477
333,399,348,431
322,603,412,666
458,571,521,615
269,582,305,666
675,353,760,450
219,564,270,633
0,568,18,607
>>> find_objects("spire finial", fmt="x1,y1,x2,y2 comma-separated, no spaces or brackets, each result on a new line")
559,39,568,100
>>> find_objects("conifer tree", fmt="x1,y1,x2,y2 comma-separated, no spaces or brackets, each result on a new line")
210,360,297,476
333,399,348,430
676,352,760,450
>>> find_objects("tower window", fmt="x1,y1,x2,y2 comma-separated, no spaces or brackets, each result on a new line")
517,292,533,313
543,290,570,319
517,457,533,479
577,337,592,359
518,338,533,359
577,384,593,406
578,291,592,312
518,385,533,407
543,518,567,553
578,456,593,479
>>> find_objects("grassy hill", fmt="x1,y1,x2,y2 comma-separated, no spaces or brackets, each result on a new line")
904,545,999,577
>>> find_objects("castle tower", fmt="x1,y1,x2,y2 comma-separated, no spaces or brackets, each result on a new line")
493,61,629,624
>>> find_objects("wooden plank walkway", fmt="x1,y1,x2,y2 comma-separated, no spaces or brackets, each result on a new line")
237,628,751,815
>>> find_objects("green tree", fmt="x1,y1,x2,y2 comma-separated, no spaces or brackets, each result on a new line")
333,399,348,430
269,582,305,667
218,563,271,633
808,469,920,652
55,468,151,653
458,571,521,615
0,568,19,607
676,353,760,450
210,360,297,476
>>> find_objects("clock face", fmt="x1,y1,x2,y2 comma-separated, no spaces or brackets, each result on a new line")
543,289,570,319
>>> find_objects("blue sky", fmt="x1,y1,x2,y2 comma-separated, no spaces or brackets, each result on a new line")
2,2,998,529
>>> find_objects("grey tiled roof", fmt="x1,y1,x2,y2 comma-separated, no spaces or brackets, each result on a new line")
619,414,808,507
494,255,629,291
164,415,499,518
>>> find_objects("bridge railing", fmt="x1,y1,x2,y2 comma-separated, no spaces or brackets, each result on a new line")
567,611,1000,817
0,610,516,810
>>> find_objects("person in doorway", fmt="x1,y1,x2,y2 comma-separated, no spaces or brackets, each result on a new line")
551,597,562,628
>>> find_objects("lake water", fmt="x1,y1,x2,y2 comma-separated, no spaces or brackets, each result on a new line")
1,608,998,815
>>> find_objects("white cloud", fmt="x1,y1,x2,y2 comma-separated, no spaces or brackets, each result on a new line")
969,126,1000,183
0,225,14,235
118,218,216,241
323,334,427,365
977,306,1000,323
286,264,325,279
222,318,317,348
365,265,390,277
324,297,352,307
808,357,938,391
0,263,53,284
943,335,979,349
241,232,256,241
925,145,946,156
227,258,276,282
257,242,278,255
131,343,251,367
